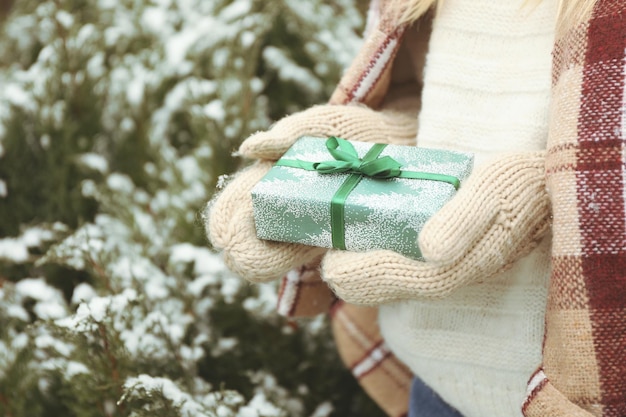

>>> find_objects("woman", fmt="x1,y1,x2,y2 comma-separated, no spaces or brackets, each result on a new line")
206,0,625,415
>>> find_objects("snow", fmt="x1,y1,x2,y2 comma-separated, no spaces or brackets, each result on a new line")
86,53,106,78
11,333,29,350
126,72,146,107
120,117,135,132
15,278,67,320
58,289,137,329
22,227,54,247
241,31,255,48
65,361,90,378
166,31,194,67
79,153,109,173
143,311,187,344
34,300,67,320
50,100,66,129
7,305,29,321
204,100,226,122
5,83,35,112
144,278,170,300
193,298,215,317
111,288,138,310
238,393,282,417
123,374,211,416
179,345,204,362
187,275,218,297
71,283,98,305
142,7,169,34
177,156,203,185
250,78,264,94
212,48,229,69
122,331,167,360
106,173,134,194
310,402,334,417
263,47,322,94
78,298,107,322
164,15,217,69
40,134,51,149
103,400,116,416
0,238,28,262
76,23,96,46
220,275,242,303
37,378,50,394
35,333,74,357
170,243,226,277
170,244,201,265
55,10,74,28
214,337,237,354
219,0,252,21
103,27,122,46
0,227,56,262
97,0,115,8
224,124,238,139
217,405,232,417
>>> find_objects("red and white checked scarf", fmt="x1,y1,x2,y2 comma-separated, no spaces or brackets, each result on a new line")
523,1,626,416
275,1,626,416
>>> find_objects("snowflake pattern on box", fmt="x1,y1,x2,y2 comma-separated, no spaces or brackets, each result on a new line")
251,137,474,259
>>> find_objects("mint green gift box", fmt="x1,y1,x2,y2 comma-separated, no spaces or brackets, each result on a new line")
251,136,473,260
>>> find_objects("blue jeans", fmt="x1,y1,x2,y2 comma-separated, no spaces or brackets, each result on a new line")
408,377,465,417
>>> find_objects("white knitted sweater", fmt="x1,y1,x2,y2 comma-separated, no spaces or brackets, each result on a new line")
379,0,556,416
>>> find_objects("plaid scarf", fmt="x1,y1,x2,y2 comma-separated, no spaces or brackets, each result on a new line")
276,1,626,416
523,1,626,416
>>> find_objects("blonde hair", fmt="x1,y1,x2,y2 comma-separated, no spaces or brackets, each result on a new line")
392,0,598,27
390,0,439,24
555,0,597,30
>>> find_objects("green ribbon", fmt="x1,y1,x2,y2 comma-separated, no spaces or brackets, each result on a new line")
275,137,461,250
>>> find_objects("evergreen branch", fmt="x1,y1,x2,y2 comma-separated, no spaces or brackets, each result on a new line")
98,322,125,416
88,254,113,293
0,392,13,417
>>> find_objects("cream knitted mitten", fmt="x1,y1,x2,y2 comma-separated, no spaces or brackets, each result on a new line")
322,151,550,305
207,160,326,282
239,102,419,160
206,101,419,282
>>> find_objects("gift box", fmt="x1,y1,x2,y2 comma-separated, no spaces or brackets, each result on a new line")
251,136,474,260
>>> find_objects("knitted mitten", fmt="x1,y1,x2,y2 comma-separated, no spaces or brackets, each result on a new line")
239,101,419,161
321,151,551,304
206,100,419,282
207,160,326,282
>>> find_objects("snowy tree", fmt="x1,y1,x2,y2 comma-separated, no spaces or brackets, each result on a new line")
0,1,384,416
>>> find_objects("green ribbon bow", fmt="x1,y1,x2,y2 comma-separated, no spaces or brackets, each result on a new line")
275,137,461,250
310,136,403,178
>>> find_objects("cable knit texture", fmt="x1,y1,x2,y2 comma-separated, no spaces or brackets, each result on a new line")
239,101,419,161
324,1,557,416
